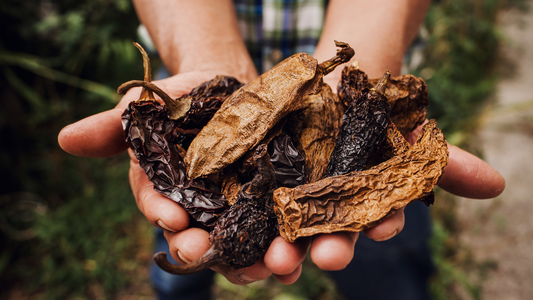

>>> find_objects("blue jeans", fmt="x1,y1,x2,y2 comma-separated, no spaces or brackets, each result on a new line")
150,201,434,300
327,200,434,300
151,229,215,300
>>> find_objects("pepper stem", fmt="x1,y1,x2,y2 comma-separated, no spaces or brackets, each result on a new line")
133,42,155,102
119,43,192,120
372,71,391,96
318,41,355,76
153,247,221,275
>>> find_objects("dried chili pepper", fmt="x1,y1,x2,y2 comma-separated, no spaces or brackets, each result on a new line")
273,119,448,242
323,71,392,177
184,41,355,180
121,43,228,228
337,63,429,137
374,122,435,206
154,145,279,274
119,72,242,125
174,75,244,129
337,61,369,108
285,82,345,183
368,74,428,136
268,133,306,188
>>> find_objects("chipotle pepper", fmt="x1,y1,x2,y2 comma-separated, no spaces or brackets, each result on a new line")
324,71,392,177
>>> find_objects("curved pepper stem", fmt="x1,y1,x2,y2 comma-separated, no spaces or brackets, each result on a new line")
119,43,191,120
132,42,155,102
153,247,221,275
318,41,356,76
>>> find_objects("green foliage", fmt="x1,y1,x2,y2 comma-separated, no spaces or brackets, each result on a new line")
415,0,527,137
0,0,153,298
9,156,148,299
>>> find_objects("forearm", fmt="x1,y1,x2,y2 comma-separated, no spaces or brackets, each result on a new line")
315,0,430,82
132,0,258,82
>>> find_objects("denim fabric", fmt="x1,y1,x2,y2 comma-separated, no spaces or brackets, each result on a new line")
327,201,435,300
151,229,215,300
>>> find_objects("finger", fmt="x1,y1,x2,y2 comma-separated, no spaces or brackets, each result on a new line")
165,219,272,285
58,108,129,158
309,232,358,271
165,227,211,265
439,144,506,199
129,150,190,232
213,258,273,285
58,88,141,158
363,207,405,241
274,264,303,285
264,236,310,275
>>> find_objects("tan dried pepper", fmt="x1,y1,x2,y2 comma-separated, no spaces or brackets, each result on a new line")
285,82,345,183
368,74,428,136
184,41,355,180
273,119,448,242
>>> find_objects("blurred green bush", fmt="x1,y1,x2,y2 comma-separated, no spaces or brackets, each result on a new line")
0,0,527,299
0,0,153,298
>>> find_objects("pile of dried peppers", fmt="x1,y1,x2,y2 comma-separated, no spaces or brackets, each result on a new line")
120,41,448,274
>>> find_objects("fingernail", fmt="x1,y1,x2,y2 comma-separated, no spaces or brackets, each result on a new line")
157,220,176,232
176,250,191,264
237,273,255,284
375,230,398,242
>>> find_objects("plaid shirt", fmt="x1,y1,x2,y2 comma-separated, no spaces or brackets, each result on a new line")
234,0,327,73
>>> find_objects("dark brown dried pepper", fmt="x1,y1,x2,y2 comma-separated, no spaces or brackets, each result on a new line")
273,119,448,242
118,72,242,125
153,145,279,274
174,75,244,129
120,43,228,228
184,41,355,180
323,71,392,177
268,132,306,188
336,61,369,108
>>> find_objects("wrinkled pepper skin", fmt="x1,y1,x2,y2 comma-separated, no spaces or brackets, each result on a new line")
184,42,354,180
369,74,428,136
122,101,227,228
324,72,391,177
286,82,345,183
176,75,244,129
268,133,307,188
338,63,429,137
337,62,369,108
184,53,324,180
153,145,279,274
274,120,448,242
